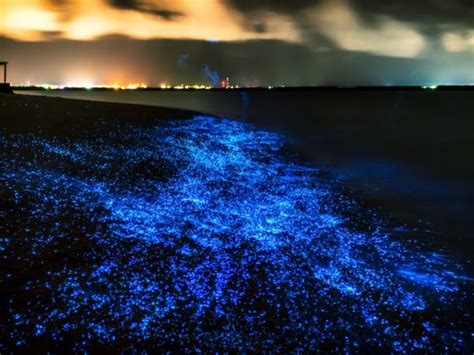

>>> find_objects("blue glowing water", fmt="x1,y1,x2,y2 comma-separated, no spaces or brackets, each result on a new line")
0,116,472,351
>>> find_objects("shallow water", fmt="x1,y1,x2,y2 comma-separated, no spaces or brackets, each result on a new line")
1,113,472,351
18,89,474,255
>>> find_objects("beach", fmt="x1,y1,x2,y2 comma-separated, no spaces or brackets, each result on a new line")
1,92,472,352
2,92,198,133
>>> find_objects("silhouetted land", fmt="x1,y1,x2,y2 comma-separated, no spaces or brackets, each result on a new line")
0,84,12,93
12,85,474,91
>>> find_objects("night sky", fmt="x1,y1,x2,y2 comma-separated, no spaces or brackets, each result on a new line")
0,0,473,86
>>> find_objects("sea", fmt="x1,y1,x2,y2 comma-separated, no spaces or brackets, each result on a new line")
17,88,474,258
2,88,472,351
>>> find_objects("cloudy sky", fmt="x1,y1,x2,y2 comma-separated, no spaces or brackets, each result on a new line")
0,0,473,85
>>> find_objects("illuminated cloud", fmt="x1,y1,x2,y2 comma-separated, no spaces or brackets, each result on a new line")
2,0,61,40
307,0,426,58
106,0,184,20
0,0,301,43
441,30,474,52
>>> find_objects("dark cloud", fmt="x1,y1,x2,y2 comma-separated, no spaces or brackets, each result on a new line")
225,0,318,36
107,0,183,20
226,0,317,14
350,0,474,30
253,23,267,34
45,0,74,20
46,0,71,6
39,31,64,40
227,0,473,35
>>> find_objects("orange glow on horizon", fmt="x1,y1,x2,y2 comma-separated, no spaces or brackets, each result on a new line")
14,81,245,90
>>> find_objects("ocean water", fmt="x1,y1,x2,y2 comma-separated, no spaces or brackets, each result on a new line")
18,89,474,243
1,110,472,351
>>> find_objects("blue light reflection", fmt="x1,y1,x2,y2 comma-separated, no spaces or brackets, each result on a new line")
0,116,472,352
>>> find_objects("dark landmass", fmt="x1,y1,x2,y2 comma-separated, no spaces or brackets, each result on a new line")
0,84,13,94
12,85,474,92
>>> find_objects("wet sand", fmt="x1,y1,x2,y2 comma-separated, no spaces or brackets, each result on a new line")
1,92,198,134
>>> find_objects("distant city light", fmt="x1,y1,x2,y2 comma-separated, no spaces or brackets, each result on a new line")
15,82,149,90
6,82,389,90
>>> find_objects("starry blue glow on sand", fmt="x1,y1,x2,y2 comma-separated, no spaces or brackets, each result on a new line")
0,115,472,352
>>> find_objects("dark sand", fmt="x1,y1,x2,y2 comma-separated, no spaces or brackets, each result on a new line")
1,92,197,134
